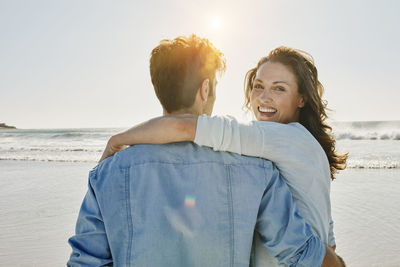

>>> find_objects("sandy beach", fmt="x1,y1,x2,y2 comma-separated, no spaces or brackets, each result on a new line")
0,160,399,266
331,168,400,266
0,160,95,266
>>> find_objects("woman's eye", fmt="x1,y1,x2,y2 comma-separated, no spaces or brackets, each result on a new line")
253,84,263,90
275,87,285,91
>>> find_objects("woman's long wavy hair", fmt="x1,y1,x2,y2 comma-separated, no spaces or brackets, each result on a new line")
244,46,347,180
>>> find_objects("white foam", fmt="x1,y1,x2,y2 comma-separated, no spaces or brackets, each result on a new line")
1,124,399,168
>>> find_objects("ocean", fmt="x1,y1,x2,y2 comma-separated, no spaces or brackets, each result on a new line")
1,120,400,168
1,120,400,266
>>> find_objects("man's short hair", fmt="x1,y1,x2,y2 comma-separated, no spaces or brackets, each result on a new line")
150,34,226,113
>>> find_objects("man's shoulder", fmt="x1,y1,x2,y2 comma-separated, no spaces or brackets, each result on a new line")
102,142,273,169
90,143,280,199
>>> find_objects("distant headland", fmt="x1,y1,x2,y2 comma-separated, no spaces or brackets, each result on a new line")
0,123,16,129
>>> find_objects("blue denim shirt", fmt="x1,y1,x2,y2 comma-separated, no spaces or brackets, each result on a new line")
68,143,325,266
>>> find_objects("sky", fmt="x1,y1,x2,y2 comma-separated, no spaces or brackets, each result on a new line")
0,0,399,129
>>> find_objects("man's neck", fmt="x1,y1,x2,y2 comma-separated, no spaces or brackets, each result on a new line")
163,109,200,116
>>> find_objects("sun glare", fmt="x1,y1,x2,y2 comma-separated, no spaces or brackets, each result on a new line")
209,16,223,31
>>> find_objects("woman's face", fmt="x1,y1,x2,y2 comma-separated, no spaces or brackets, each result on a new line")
250,61,304,123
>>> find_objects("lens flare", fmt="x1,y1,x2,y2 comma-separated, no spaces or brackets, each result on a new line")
184,195,196,208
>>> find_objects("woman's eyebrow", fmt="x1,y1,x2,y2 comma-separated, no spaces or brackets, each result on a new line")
254,79,290,85
273,81,290,85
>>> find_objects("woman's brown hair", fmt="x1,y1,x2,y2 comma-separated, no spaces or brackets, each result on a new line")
244,46,347,180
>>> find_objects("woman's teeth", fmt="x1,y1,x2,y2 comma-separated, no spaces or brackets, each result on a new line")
258,107,277,113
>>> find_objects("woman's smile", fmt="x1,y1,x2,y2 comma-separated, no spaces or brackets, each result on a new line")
257,106,277,119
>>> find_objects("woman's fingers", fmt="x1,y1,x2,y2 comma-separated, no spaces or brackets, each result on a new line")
98,138,127,163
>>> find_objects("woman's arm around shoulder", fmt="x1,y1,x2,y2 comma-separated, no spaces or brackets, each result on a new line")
194,115,320,164
99,115,198,162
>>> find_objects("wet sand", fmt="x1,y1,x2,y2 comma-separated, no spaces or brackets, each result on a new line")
0,160,399,266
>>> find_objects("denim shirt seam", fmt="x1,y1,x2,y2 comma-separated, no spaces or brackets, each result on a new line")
226,165,234,267
89,165,98,181
124,167,133,266
262,161,271,188
120,160,265,169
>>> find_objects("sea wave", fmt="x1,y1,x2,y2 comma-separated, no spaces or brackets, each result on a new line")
334,131,400,140
0,128,118,140
1,157,399,169
346,161,400,169
1,124,399,169
332,120,400,141
4,147,102,152
51,133,85,138
0,157,96,163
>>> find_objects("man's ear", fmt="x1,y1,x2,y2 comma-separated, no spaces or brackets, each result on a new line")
199,79,210,102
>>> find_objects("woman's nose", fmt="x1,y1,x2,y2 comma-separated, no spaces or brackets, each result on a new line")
259,88,272,102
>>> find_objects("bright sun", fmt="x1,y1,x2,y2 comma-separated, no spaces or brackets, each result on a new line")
209,16,223,31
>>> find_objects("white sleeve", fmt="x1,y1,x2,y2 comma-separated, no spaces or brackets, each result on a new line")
194,115,316,169
194,115,263,157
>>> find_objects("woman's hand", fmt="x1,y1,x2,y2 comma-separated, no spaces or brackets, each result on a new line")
99,134,128,163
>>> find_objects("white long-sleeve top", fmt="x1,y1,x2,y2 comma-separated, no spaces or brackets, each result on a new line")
194,115,335,266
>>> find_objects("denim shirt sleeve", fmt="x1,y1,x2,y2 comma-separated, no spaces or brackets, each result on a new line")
256,168,326,267
67,168,113,266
